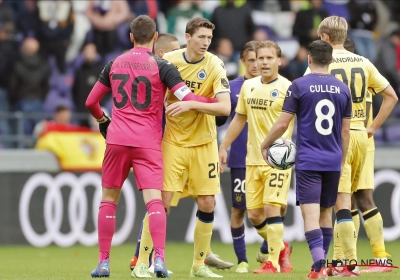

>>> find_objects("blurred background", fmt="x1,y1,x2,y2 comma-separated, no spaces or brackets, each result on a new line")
1,0,400,149
1,0,400,249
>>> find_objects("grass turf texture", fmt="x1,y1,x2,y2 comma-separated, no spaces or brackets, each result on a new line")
2,240,399,279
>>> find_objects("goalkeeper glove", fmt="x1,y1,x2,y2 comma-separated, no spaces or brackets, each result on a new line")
97,113,111,139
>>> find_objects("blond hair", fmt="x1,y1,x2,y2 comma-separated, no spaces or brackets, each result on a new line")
317,16,348,45
256,40,282,58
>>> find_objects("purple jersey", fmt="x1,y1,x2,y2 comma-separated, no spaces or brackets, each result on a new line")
282,73,352,171
228,76,248,168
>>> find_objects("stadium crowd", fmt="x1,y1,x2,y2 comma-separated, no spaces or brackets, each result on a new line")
1,0,400,148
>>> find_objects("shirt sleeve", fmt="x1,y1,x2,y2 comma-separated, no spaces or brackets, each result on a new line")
282,84,298,115
213,60,230,95
158,58,184,89
366,90,373,103
366,59,389,94
344,89,352,119
235,82,247,115
98,60,114,87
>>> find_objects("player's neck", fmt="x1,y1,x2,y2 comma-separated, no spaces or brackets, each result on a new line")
261,74,278,84
134,42,153,50
331,43,345,50
184,49,204,63
244,73,256,80
309,66,329,75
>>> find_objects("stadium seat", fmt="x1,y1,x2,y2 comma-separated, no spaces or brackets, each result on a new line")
385,123,400,145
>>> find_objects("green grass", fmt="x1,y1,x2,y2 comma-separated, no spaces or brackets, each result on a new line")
1,240,399,279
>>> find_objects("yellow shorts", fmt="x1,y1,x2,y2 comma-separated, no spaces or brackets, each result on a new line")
170,183,192,207
245,165,291,209
338,130,368,194
356,149,374,191
163,139,220,196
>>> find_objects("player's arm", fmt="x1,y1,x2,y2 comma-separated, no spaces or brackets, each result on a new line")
368,85,398,137
85,60,113,138
341,90,352,169
166,91,231,116
341,118,351,169
261,85,297,164
260,112,294,164
166,65,231,116
218,113,247,173
157,56,218,104
364,100,372,127
215,90,235,126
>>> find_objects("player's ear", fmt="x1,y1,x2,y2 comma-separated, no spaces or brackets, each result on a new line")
153,31,159,42
308,55,312,66
130,33,134,44
185,33,190,43
159,49,164,58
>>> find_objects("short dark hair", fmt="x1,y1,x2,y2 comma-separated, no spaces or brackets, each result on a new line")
343,35,355,53
308,40,333,67
390,29,400,37
55,104,70,113
240,41,259,59
130,15,156,44
180,44,187,49
185,17,215,36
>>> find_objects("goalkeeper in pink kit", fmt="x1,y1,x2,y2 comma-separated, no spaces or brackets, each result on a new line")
86,15,211,278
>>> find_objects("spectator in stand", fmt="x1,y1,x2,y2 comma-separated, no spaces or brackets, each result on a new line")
375,29,400,98
10,0,38,39
253,29,269,42
374,29,400,114
286,45,309,81
166,0,210,45
128,0,159,20
0,0,15,24
347,0,378,62
292,0,329,47
72,43,106,127
214,38,238,80
33,104,90,138
0,1,18,146
36,0,75,73
85,0,130,57
211,0,255,63
323,0,350,21
10,38,50,135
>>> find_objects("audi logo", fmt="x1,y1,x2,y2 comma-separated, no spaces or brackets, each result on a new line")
19,172,136,247
374,169,400,241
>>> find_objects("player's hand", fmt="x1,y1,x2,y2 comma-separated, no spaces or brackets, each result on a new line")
261,147,271,166
219,148,227,173
97,113,111,139
366,126,375,138
165,101,194,116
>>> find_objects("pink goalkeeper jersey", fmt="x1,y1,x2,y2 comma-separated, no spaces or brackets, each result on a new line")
87,47,185,150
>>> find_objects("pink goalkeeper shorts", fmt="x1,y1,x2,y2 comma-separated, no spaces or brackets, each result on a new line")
102,144,163,191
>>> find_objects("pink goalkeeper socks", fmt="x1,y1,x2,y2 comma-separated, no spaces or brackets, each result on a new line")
98,200,117,263
146,199,166,261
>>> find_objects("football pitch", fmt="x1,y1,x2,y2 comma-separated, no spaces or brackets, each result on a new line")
2,240,399,279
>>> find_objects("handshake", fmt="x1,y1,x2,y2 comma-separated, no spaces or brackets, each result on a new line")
96,112,111,139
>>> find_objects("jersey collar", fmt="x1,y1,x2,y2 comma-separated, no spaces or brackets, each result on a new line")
182,52,205,64
260,77,278,84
